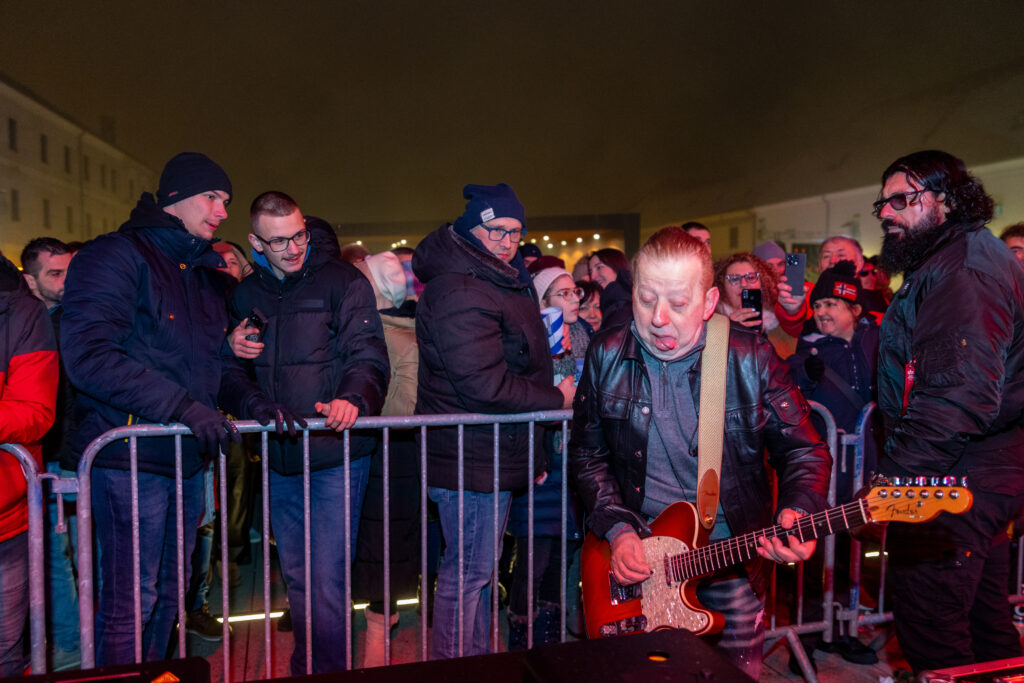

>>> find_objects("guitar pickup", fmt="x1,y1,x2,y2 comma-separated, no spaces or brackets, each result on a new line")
608,573,642,605
599,615,648,638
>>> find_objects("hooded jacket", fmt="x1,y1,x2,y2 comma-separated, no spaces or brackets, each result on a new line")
220,240,389,475
0,254,59,541
61,193,235,477
878,220,1024,494
412,224,563,492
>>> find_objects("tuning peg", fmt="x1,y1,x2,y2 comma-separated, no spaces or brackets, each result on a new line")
929,477,941,486
914,476,928,486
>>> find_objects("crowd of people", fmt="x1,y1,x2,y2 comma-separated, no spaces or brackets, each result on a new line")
1,149,1023,679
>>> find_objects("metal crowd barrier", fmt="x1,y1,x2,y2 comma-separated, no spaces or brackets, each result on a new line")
0,443,46,675
69,410,572,681
10,399,1024,680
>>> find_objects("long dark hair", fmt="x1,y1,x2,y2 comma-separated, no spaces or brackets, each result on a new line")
881,150,993,224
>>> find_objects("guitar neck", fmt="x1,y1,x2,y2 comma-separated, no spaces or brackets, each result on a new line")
670,499,870,581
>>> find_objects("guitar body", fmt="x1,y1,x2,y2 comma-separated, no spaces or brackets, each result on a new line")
581,501,725,639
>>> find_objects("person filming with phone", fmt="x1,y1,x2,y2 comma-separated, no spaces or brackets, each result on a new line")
713,252,798,359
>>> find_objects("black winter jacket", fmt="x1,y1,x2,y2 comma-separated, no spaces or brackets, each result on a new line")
221,246,389,475
569,322,831,596
61,194,235,477
412,224,564,492
878,221,1024,495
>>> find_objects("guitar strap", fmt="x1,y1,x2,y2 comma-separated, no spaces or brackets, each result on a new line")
696,313,730,531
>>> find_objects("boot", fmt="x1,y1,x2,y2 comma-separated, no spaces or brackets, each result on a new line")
360,608,399,668
534,607,561,647
507,614,529,651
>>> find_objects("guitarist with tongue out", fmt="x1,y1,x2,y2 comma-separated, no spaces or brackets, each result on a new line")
569,227,832,680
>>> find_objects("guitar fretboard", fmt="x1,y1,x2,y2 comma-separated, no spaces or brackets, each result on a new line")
666,498,870,582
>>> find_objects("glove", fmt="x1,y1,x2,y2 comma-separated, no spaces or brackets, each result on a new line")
247,397,308,437
804,350,826,382
177,399,241,456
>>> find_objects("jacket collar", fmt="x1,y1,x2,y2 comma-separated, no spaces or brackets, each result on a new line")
119,193,220,268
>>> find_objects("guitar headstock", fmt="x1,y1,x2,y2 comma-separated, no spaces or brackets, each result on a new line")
863,477,973,523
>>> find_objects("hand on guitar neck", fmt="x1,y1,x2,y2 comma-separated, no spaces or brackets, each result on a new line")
609,508,815,585
755,508,816,565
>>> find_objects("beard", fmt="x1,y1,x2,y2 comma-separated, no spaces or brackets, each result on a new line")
878,213,948,275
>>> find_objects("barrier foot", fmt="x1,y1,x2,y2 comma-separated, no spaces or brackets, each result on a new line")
786,628,819,683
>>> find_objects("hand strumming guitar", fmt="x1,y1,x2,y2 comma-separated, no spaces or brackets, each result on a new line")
755,508,816,564
609,529,651,585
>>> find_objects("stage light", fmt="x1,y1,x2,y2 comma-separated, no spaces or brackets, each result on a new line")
593,234,600,240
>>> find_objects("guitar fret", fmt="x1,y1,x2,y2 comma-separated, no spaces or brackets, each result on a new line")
840,503,849,528
825,509,833,534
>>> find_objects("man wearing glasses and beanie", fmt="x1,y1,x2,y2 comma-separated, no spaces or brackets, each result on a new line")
875,150,1024,673
61,152,244,665
413,183,575,659
224,192,389,674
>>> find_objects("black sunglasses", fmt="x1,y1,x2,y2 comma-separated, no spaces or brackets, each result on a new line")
872,189,929,218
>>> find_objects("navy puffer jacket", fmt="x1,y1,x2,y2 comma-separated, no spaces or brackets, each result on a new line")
412,224,563,492
61,194,235,477
220,244,389,475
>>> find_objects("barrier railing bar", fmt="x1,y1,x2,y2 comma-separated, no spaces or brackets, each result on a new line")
382,426,391,665
0,444,46,674
302,428,312,675
490,423,500,653
129,435,142,664
174,435,186,662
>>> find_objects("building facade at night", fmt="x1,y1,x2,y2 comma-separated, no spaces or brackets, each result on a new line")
0,77,155,264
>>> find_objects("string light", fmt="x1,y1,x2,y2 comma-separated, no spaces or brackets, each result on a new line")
593,233,601,240
576,237,583,243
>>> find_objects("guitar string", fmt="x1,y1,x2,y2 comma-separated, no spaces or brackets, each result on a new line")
668,497,876,581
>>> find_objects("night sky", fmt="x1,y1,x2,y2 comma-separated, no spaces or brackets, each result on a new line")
3,1,1024,246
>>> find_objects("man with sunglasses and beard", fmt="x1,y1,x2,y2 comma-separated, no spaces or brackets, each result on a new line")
874,150,1024,674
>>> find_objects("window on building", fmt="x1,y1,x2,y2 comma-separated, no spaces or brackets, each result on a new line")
43,199,51,228
86,213,92,237
100,164,106,188
66,206,74,233
10,188,20,221
7,118,16,151
64,146,72,174
40,134,48,163
83,155,90,181
129,178,135,197
111,169,117,193
729,226,739,250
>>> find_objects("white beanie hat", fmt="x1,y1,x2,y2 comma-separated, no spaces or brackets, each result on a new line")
364,251,408,309
531,267,572,306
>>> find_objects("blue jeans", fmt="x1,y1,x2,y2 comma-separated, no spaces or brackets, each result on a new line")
0,532,28,677
45,462,80,658
270,457,370,675
92,467,204,666
697,573,766,681
428,486,512,659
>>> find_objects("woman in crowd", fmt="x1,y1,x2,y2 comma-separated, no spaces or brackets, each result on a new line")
506,266,590,649
587,248,633,330
713,252,797,358
577,280,602,333
784,261,881,670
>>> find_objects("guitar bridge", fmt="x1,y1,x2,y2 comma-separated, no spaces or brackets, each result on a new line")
608,572,642,605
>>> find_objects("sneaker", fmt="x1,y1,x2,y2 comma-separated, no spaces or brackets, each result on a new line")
278,607,292,632
186,605,228,641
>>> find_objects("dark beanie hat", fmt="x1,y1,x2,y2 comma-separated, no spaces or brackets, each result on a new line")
157,152,232,208
810,260,861,307
452,183,526,241
519,243,542,260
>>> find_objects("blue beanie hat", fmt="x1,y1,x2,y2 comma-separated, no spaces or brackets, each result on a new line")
452,183,526,241
157,152,232,208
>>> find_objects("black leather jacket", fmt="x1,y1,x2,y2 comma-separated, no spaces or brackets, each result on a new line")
569,321,831,594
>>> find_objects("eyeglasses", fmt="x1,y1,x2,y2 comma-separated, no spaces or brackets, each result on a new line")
550,287,585,300
858,268,876,277
872,189,929,218
724,271,760,286
480,223,524,243
254,229,311,252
